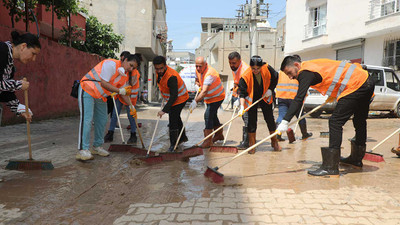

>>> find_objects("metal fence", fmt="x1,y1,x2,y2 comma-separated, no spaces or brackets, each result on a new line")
304,22,327,39
370,0,400,20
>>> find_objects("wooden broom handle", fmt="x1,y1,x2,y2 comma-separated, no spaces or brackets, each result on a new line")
23,78,33,160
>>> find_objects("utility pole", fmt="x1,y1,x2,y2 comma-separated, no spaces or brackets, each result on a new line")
250,0,258,57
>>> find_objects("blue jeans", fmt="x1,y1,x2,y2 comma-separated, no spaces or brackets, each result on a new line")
78,86,108,150
276,98,306,125
108,98,137,133
204,100,223,129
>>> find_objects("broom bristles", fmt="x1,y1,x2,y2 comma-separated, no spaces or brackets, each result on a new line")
141,156,163,164
6,160,54,170
204,166,224,183
209,146,238,153
363,152,385,162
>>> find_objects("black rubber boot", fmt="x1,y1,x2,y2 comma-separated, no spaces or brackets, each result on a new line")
127,132,137,144
308,147,340,177
300,123,313,140
340,140,366,168
237,126,249,149
277,134,285,142
168,129,180,152
104,131,114,143
179,128,188,144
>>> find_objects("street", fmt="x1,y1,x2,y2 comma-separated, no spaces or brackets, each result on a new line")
1,104,400,224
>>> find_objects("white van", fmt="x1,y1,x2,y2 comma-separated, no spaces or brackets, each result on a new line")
303,65,400,118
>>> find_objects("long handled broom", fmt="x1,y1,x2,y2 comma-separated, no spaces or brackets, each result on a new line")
108,94,147,155
173,90,200,152
138,100,163,163
6,78,54,170
204,99,330,183
209,106,238,153
185,92,271,152
363,128,400,162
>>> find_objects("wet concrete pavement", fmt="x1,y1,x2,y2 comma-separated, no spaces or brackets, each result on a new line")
1,104,400,224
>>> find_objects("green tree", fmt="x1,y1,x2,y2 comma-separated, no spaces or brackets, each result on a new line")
38,0,80,41
82,16,124,58
2,0,38,28
59,16,124,59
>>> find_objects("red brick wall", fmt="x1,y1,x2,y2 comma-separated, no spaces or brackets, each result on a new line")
0,25,103,125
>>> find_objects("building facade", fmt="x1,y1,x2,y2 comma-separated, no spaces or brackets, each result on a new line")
195,17,281,98
285,0,400,70
80,0,167,102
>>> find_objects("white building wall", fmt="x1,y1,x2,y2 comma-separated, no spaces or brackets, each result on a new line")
364,36,385,66
285,0,400,68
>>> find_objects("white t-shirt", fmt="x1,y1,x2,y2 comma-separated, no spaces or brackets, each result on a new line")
100,60,117,82
203,74,215,86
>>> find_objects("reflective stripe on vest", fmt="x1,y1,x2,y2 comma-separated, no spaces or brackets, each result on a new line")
204,88,224,100
326,61,346,96
337,64,357,97
85,69,108,98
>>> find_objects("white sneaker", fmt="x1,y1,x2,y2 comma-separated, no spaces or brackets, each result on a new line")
76,150,94,161
91,146,110,157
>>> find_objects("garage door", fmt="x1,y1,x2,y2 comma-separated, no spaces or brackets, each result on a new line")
337,45,363,63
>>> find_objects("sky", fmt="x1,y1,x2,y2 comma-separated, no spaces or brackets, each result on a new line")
165,0,286,52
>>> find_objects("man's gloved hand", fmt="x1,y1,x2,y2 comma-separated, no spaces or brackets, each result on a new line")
238,105,245,116
265,89,272,98
130,106,137,117
124,86,132,95
189,100,197,112
233,99,240,108
17,103,33,115
276,120,289,134
119,88,127,95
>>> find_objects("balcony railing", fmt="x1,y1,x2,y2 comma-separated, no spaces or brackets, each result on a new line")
369,0,400,20
304,22,327,39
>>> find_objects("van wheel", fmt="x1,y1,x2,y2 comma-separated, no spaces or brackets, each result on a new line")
310,110,322,118
395,103,400,118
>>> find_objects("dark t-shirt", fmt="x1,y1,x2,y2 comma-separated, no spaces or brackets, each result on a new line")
283,70,323,121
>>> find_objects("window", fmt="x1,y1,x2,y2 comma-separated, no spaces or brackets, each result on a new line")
368,69,385,86
304,4,327,39
383,39,400,67
370,0,400,19
385,70,400,91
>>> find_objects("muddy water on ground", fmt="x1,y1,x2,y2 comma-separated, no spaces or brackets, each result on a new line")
1,106,400,223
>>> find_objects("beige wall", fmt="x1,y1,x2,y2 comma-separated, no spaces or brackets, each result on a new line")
196,29,278,99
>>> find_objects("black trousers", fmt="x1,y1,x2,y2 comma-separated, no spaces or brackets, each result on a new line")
247,100,276,133
204,100,223,129
169,101,187,130
329,76,375,149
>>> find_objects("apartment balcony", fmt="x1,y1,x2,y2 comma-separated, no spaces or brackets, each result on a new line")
369,0,399,20
304,23,327,40
366,0,400,37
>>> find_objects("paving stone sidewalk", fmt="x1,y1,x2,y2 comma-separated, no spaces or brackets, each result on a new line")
114,186,400,225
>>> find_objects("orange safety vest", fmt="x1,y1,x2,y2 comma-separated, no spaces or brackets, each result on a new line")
157,66,189,106
299,59,368,100
81,59,129,102
275,71,298,99
196,65,225,104
117,69,140,106
241,64,273,109
232,61,250,97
